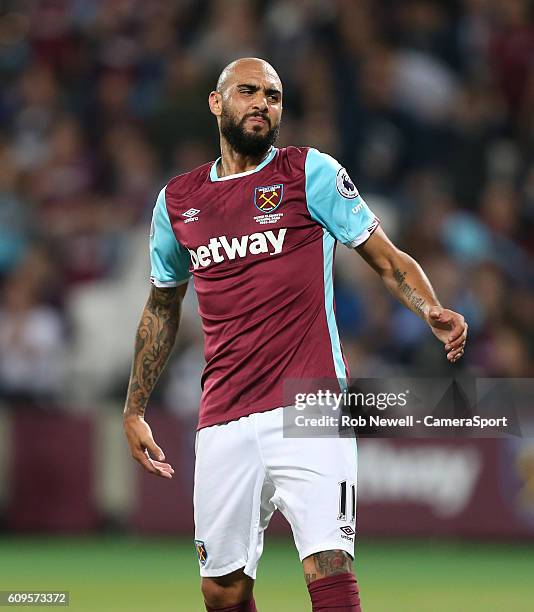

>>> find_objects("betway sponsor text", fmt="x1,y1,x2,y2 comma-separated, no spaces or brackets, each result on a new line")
188,229,287,269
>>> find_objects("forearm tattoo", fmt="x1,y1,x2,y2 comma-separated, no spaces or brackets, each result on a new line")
393,268,426,317
305,550,353,584
124,286,180,417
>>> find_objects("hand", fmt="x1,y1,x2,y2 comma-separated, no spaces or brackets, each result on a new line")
123,415,174,479
427,307,468,363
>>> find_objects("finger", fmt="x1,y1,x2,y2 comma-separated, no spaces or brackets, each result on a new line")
153,460,174,471
146,440,165,461
447,318,466,343
138,452,173,479
453,350,464,362
447,348,464,362
153,467,173,479
143,451,174,478
445,333,467,351
153,462,174,474
448,343,465,357
133,450,159,475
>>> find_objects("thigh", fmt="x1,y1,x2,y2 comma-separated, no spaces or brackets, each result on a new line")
194,415,276,579
259,409,358,561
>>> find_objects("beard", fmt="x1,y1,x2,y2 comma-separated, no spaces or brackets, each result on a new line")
220,106,280,157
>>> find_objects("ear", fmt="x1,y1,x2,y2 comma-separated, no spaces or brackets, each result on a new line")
209,91,222,117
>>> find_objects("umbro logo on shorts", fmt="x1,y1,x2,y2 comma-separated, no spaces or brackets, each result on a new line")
340,525,355,541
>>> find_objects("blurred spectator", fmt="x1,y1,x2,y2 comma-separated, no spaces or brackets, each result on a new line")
0,248,66,405
193,0,262,70
0,139,31,276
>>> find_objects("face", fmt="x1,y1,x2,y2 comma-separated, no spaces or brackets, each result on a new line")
210,61,283,157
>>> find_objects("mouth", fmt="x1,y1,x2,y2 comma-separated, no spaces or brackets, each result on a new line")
247,115,269,127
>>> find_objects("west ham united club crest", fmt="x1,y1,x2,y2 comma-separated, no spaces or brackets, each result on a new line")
254,184,284,213
195,540,208,566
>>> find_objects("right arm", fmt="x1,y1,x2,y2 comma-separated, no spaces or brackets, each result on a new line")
123,282,188,478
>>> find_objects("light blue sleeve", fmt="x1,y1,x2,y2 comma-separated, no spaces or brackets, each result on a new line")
149,187,191,287
305,148,379,247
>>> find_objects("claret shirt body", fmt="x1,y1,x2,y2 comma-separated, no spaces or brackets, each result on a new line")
150,146,379,429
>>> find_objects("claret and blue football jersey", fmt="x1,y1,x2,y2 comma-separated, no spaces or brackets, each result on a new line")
150,146,379,429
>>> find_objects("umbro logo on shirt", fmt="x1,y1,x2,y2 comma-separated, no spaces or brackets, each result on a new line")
183,208,200,217
188,229,287,269
182,208,200,224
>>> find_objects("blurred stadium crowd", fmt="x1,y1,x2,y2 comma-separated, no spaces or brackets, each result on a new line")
1,0,533,414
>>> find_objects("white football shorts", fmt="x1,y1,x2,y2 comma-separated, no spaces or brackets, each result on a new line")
193,406,358,578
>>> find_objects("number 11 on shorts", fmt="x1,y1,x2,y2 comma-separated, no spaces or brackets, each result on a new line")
337,480,356,523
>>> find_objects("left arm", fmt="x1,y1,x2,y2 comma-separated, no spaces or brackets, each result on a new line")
356,226,468,363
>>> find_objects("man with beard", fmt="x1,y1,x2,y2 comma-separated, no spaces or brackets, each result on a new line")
123,58,467,611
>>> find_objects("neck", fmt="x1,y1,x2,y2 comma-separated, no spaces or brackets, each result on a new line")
217,137,271,178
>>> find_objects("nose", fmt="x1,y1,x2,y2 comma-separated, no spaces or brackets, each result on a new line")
252,92,268,112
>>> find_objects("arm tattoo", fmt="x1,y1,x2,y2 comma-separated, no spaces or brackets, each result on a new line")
393,268,426,317
305,550,352,584
124,286,181,417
